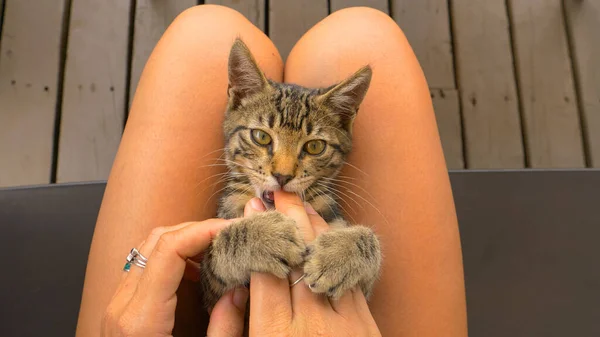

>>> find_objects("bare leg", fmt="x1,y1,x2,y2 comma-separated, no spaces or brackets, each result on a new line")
75,5,283,337
285,8,467,336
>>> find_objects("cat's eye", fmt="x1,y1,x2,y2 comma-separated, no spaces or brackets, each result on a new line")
251,129,272,146
304,140,326,155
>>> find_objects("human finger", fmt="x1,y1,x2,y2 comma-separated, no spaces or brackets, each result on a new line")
249,272,292,335
352,288,378,327
304,202,329,237
122,223,193,284
272,192,330,307
328,287,360,318
274,190,315,242
103,223,201,336
113,223,194,304
206,288,249,337
244,197,293,325
131,218,233,305
183,259,201,282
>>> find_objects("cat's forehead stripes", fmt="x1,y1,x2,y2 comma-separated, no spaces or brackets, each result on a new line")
270,82,322,133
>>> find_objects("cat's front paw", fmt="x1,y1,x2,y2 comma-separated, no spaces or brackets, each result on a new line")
211,211,306,282
303,226,381,299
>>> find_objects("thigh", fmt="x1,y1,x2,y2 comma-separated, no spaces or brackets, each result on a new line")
285,8,467,337
76,5,283,337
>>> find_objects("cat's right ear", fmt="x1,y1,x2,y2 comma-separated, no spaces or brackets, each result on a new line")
228,39,269,104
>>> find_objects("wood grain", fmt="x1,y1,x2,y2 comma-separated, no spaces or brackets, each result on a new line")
0,0,66,187
431,89,464,169
57,0,132,182
129,0,196,107
391,0,454,88
206,0,265,31
508,0,585,168
392,0,464,168
0,0,5,37
452,0,525,168
564,0,600,167
269,0,328,60
330,0,388,13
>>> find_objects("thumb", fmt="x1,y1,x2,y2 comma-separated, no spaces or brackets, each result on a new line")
244,197,266,217
206,288,249,337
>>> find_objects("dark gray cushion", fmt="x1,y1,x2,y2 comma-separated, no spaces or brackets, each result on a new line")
1,170,599,336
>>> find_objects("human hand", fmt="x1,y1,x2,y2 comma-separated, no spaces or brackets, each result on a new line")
101,218,250,337
244,191,382,336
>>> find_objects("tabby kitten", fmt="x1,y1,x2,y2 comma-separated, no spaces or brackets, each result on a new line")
200,39,382,309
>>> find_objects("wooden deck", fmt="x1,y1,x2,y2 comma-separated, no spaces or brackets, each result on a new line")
0,0,599,187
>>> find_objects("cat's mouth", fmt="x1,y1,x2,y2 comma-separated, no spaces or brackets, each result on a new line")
261,190,275,206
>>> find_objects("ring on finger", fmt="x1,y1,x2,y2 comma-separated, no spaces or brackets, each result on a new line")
123,248,149,272
289,274,306,287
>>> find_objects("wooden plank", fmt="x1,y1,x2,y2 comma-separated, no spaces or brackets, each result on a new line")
452,0,525,168
129,0,196,107
206,0,265,31
392,0,464,169
391,0,455,88
269,0,328,60
564,0,600,167
330,0,388,13
0,0,66,187
508,0,585,168
57,0,132,182
431,89,464,169
0,0,5,37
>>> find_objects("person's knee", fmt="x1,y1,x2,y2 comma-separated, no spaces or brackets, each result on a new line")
285,6,427,107
288,6,409,72
329,6,396,28
322,7,405,49
158,4,282,79
173,4,253,35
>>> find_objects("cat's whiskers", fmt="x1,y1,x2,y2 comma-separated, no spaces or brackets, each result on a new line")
316,181,363,211
206,159,265,186
198,164,244,189
212,158,260,173
321,176,376,201
197,147,227,161
330,182,386,224
306,185,337,219
194,171,236,189
198,163,233,169
203,181,253,210
315,125,353,144
316,182,361,219
343,162,369,176
316,182,359,223
336,174,358,181
206,174,242,191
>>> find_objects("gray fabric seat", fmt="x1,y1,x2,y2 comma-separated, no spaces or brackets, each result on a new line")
1,170,599,336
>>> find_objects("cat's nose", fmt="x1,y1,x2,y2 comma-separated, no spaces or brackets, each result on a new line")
273,173,293,187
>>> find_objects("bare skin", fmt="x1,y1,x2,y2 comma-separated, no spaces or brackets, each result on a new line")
76,5,467,337
285,8,467,336
102,194,382,337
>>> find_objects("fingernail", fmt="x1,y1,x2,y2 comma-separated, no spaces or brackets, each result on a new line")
232,287,249,311
250,198,266,211
304,202,318,215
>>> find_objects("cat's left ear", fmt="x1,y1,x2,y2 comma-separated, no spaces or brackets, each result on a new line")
316,66,372,131
228,39,269,104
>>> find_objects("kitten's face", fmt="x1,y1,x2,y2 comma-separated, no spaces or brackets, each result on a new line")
223,39,371,208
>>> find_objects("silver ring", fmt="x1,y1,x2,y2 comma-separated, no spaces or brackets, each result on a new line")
127,248,148,263
289,274,306,287
124,248,148,271
132,259,146,269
